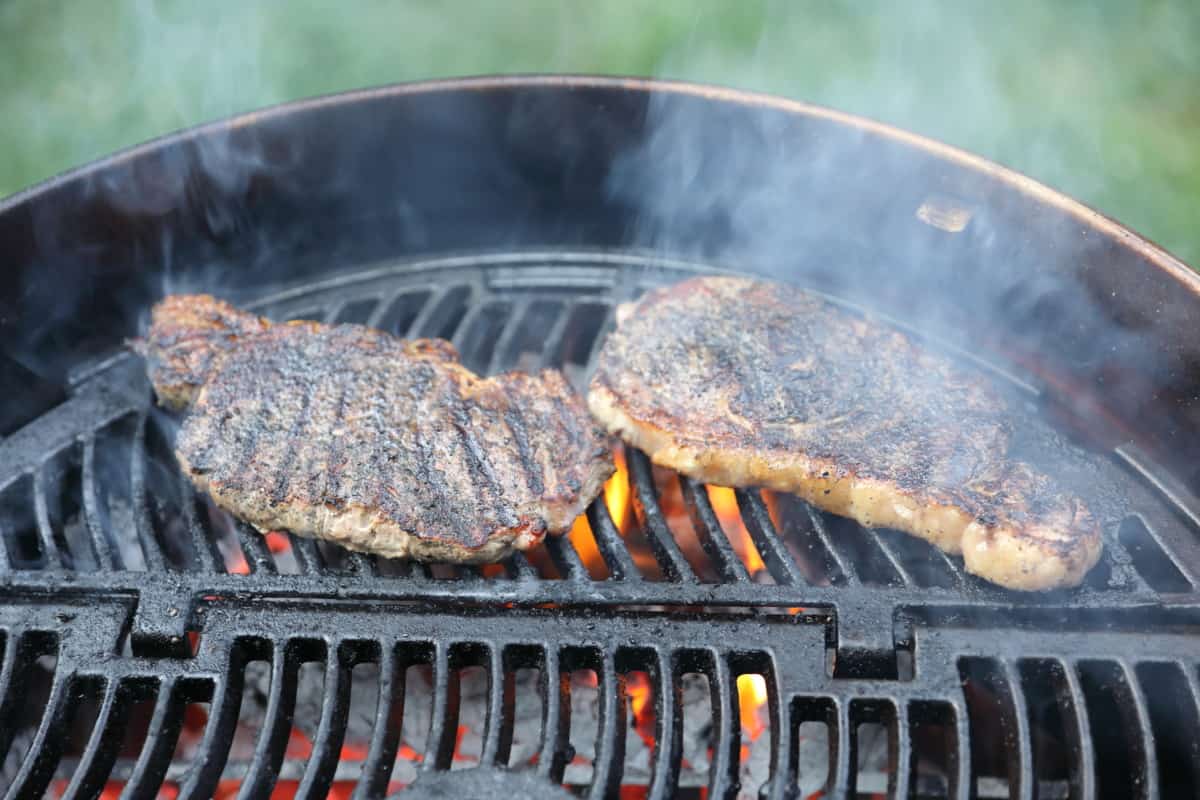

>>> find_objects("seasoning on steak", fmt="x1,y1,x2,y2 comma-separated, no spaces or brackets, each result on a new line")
135,294,613,563
588,276,1102,591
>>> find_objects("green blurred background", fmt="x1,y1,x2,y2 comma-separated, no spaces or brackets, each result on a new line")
2,1,1197,265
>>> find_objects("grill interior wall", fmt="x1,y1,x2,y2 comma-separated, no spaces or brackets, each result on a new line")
0,256,1197,798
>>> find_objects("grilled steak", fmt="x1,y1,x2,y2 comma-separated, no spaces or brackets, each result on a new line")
136,295,613,563
588,276,1102,591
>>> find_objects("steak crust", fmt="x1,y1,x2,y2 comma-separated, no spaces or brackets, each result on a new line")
136,295,613,563
588,276,1102,591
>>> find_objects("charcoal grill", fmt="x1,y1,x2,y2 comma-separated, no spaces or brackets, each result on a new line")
0,76,1198,799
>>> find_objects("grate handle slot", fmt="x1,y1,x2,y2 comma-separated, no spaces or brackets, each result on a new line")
351,644,405,800
587,650,627,800
118,679,187,800
628,450,697,583
648,649,682,800
176,665,246,800
736,490,806,586
706,653,742,800
422,642,461,771
2,670,74,800
586,501,641,582
537,647,571,783
294,646,353,800
237,642,300,800
59,678,133,800
680,478,752,583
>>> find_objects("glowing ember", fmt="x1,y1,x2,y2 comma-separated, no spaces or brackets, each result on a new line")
737,673,769,740
707,486,766,575
264,531,290,553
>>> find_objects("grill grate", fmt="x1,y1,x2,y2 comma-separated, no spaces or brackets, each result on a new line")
0,253,1198,798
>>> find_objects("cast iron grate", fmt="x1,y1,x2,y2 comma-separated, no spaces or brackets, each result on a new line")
0,253,1198,798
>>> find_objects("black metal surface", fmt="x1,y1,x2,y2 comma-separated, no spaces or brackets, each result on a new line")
0,255,1197,798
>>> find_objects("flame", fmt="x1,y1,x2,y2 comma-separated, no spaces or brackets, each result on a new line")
569,514,608,578
625,671,656,747
397,742,424,762
737,673,769,740
605,447,631,531
707,486,766,575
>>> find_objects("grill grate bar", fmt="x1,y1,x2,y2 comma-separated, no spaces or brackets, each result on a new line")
422,642,459,771
3,671,73,800
236,643,299,800
60,678,127,800
803,506,856,585
287,533,321,574
950,698,972,800
706,653,741,800
1121,659,1160,800
350,644,405,800
507,552,538,581
587,650,627,799
176,667,244,800
31,464,64,570
81,436,118,571
485,296,534,376
736,490,806,586
180,474,220,574
1003,660,1036,800
537,648,570,783
1062,661,1097,799
681,478,752,583
480,645,513,767
234,521,276,575
0,518,9,573
649,649,681,800
118,679,185,800
344,550,375,577
295,647,352,800
891,700,911,800
536,301,575,368
544,534,587,581
830,699,853,796
628,450,696,583
861,528,915,586
0,635,21,765
762,666,788,800
129,413,167,573
585,502,641,581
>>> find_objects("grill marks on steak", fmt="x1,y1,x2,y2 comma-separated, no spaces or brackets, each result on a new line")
137,295,613,562
588,276,1102,591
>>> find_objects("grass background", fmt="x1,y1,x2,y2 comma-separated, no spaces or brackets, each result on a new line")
2,1,1197,265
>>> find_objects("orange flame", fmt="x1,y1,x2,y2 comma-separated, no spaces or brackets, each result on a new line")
605,447,631,532
625,671,656,747
737,673,769,740
707,486,766,575
264,531,290,553
569,515,608,578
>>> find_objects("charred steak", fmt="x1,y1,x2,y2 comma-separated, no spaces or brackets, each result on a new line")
588,276,1102,591
137,295,613,563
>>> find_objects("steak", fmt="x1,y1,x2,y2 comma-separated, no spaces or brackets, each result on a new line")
588,276,1102,591
136,295,613,563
